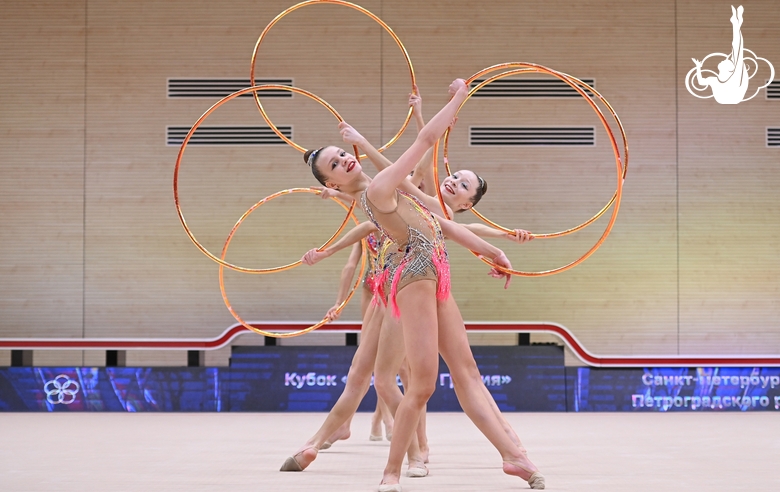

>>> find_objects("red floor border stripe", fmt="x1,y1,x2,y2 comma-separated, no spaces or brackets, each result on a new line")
2,322,779,367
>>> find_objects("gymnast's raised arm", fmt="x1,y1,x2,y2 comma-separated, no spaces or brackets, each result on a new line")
366,79,468,211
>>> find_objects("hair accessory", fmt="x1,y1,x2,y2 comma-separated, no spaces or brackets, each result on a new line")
307,147,323,167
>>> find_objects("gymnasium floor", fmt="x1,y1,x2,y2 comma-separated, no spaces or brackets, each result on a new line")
1,412,777,491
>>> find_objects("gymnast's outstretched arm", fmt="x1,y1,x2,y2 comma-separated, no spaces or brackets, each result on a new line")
438,218,513,288
366,79,468,211
301,221,377,266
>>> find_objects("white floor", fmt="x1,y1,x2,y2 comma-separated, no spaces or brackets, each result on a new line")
1,412,778,491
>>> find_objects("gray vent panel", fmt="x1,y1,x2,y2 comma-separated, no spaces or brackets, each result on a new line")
167,126,292,146
470,127,595,146
469,78,595,98
768,128,780,147
767,81,780,99
167,79,293,98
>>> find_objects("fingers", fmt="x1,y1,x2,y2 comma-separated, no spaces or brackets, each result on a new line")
301,248,321,265
512,229,533,243
325,307,341,321
301,250,314,265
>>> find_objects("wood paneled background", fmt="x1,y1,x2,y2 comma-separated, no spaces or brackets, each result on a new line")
1,0,778,365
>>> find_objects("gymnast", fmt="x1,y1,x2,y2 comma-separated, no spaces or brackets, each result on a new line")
281,88,533,476
290,78,544,491
321,231,395,447
332,89,534,463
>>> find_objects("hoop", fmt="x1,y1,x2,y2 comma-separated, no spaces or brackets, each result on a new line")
434,62,628,276
250,0,416,158
219,188,366,338
174,84,361,273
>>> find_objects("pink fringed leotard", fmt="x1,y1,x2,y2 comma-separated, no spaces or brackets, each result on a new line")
360,189,450,317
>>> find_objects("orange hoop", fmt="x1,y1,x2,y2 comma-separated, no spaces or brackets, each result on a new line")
434,63,628,276
219,188,366,338
173,84,361,273
250,0,416,158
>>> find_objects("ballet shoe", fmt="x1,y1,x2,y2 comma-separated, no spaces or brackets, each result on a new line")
378,483,402,492
503,460,545,489
369,434,384,441
279,447,317,472
320,441,332,450
385,432,392,442
406,458,428,478
527,472,545,489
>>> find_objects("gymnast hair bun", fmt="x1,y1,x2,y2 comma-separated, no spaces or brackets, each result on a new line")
303,149,314,165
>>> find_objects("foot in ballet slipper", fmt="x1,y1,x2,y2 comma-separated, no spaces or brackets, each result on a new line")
279,447,317,472
503,459,545,489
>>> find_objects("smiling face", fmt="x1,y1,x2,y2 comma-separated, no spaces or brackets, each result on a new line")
313,146,362,189
440,170,480,211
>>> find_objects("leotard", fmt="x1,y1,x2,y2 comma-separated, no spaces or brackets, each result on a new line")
360,189,450,316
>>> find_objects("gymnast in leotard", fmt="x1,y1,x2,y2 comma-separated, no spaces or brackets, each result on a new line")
287,79,544,491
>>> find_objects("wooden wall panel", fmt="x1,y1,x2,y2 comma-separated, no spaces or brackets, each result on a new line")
0,0,778,359
677,1,780,353
380,0,680,354
0,1,86,339
83,0,381,337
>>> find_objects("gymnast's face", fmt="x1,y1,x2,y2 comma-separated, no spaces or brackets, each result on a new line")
316,146,362,189
440,170,479,211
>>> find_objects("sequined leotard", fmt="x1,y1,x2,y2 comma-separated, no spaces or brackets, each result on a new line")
361,189,450,316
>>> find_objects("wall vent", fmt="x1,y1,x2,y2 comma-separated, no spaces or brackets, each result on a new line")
470,127,595,146
767,81,780,99
166,126,292,146
469,78,595,98
768,128,780,147
167,79,293,98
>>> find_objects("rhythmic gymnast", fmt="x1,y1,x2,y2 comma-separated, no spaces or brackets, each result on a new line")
330,90,534,462
282,88,533,476
309,233,394,449
295,78,544,491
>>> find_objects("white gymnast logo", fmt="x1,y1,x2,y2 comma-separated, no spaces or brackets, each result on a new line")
43,374,80,405
684,5,774,104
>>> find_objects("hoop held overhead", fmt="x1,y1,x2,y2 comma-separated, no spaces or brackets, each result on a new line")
250,0,417,158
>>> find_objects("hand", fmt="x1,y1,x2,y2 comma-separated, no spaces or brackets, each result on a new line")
509,229,534,244
301,248,330,265
692,58,702,67
487,251,513,289
316,186,338,200
325,304,342,321
409,85,422,114
449,116,459,129
339,121,364,146
448,78,467,97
